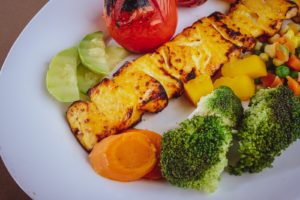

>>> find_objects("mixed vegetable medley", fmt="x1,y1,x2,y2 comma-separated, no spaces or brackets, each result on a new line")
255,22,300,95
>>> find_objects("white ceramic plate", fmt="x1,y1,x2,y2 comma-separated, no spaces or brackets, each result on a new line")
1,0,300,199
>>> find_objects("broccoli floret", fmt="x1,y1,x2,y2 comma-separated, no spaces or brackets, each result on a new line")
230,86,300,175
192,86,243,128
160,115,232,193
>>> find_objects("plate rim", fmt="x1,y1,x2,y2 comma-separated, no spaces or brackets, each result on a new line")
1,1,300,199
0,1,51,198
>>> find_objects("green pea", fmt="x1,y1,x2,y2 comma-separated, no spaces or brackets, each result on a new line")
290,70,299,79
275,65,290,78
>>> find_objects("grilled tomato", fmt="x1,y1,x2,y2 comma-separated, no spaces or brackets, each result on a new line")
103,0,178,53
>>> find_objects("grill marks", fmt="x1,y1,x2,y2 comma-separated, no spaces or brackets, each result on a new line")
208,12,256,51
227,0,297,38
131,52,184,99
67,64,168,151
67,0,298,151
156,18,241,83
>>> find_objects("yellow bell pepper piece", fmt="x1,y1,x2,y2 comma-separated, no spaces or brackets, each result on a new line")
222,55,267,78
214,75,255,101
184,74,214,106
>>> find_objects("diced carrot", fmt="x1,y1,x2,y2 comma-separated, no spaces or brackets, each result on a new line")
89,131,157,182
287,76,300,96
287,55,300,71
124,129,163,180
261,73,283,88
277,37,287,44
275,50,286,61
275,48,287,62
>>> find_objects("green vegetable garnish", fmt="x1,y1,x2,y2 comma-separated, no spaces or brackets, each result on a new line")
78,32,129,75
77,64,103,94
230,87,300,175
77,46,129,94
195,86,243,128
161,87,243,193
275,65,290,78
106,46,130,69
46,47,80,102
78,31,109,75
161,115,232,193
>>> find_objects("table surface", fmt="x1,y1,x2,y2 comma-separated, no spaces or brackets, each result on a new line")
0,0,47,199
